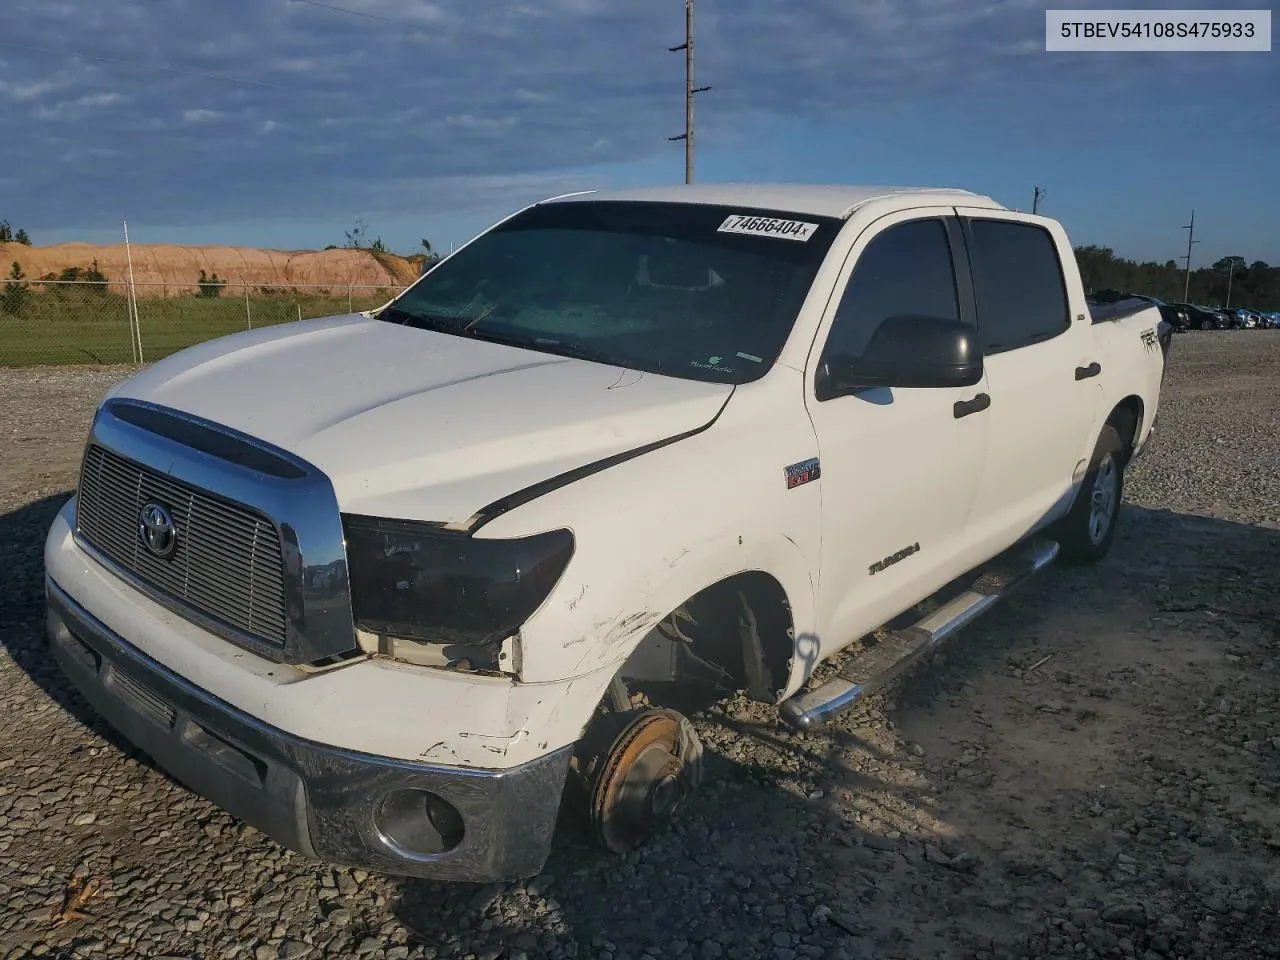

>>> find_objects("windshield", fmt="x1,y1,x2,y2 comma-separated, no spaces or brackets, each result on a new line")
379,200,841,384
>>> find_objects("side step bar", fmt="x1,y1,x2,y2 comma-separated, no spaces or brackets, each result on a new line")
779,539,1060,731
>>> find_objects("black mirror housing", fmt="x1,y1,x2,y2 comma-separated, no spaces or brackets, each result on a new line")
817,315,983,399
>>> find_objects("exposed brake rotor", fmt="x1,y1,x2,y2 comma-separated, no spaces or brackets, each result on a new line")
587,707,704,854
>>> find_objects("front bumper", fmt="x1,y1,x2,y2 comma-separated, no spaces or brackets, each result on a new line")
47,578,571,882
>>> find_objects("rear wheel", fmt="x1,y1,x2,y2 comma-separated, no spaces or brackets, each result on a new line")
1055,424,1125,565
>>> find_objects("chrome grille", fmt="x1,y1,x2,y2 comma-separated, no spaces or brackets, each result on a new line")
76,444,288,647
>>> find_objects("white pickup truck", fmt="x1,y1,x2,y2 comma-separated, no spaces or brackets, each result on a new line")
45,184,1171,882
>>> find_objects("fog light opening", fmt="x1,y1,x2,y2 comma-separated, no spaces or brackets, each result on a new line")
376,789,465,857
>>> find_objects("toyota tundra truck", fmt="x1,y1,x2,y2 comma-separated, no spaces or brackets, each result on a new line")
44,184,1171,882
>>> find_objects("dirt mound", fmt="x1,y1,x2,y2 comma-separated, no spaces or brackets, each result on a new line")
0,241,416,298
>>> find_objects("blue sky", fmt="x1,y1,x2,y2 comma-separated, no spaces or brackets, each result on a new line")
1,0,1275,265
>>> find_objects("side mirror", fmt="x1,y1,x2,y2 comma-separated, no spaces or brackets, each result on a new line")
816,315,983,400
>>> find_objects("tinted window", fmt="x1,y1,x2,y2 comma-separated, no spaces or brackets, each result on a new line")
380,201,840,385
967,219,1069,353
821,218,960,362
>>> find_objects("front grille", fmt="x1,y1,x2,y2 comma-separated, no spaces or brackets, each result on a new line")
76,444,288,648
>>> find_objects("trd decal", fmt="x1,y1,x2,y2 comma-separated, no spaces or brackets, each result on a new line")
869,542,920,576
784,457,821,489
1140,327,1159,352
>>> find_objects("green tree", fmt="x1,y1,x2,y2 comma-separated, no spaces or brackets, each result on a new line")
1074,245,1279,310
2,261,26,314
39,260,109,294
14,228,30,245
0,221,11,243
197,269,226,298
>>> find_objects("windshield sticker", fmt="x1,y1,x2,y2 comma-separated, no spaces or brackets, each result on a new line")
691,357,734,374
736,352,762,363
718,215,819,242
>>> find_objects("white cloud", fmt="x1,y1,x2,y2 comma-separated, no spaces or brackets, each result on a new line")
513,88,551,103
181,108,223,123
1,79,61,100
76,92,123,108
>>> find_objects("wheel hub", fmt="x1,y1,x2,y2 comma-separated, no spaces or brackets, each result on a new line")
588,708,703,854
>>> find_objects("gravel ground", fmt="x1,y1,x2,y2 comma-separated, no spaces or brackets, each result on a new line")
2,333,1279,960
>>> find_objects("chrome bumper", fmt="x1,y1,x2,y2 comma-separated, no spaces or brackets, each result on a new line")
46,578,571,882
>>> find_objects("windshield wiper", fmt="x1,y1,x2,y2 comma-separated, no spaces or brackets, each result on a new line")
466,329,640,369
378,305,478,334
379,307,648,370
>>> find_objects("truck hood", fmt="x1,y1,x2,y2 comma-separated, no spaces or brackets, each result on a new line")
111,314,731,525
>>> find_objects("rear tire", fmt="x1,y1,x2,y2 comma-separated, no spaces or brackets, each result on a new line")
1055,424,1125,566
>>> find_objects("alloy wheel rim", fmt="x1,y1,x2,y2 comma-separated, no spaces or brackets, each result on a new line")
1088,454,1118,545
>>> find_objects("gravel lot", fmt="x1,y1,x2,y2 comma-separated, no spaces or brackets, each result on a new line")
2,333,1279,960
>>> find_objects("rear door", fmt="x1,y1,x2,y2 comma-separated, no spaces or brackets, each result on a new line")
954,209,1103,561
805,209,991,656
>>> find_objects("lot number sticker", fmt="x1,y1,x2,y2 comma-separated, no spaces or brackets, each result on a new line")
718,214,819,242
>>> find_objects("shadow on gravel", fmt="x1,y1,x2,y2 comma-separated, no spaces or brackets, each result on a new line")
390,755,894,960
0,490,156,764
388,505,1280,960
889,504,1280,714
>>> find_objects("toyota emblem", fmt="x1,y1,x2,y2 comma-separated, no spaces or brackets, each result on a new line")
138,501,178,559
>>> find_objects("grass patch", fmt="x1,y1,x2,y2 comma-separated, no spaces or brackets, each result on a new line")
0,290,398,367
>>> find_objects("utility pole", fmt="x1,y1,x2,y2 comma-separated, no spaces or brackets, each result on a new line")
1180,210,1198,302
1225,255,1241,308
1032,185,1046,215
668,0,711,184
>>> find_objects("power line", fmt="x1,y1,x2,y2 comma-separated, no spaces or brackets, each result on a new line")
289,0,531,27
0,38,288,89
289,0,407,24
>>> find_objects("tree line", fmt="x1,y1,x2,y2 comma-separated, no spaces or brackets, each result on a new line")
1075,246,1279,310
3,260,110,314
0,220,32,245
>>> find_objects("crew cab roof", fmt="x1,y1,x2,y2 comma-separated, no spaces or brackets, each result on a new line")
541,183,1005,220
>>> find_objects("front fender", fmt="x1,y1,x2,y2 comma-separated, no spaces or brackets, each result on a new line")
466,370,824,743
519,528,817,685
495,529,817,763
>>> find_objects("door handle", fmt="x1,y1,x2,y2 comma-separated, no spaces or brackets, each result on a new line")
1075,362,1102,380
953,393,991,419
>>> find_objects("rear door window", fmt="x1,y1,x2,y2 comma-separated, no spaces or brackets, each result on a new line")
965,219,1070,353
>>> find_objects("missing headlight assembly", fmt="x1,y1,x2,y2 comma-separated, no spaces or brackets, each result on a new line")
341,514,575,674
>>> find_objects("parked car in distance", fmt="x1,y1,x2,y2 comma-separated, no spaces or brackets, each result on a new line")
1209,307,1238,329
1170,302,1219,330
1089,291,1187,332
45,183,1172,883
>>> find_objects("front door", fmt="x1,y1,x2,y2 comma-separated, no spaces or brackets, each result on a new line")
805,211,991,658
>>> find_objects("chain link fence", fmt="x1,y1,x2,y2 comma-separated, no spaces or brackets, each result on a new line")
0,279,406,367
